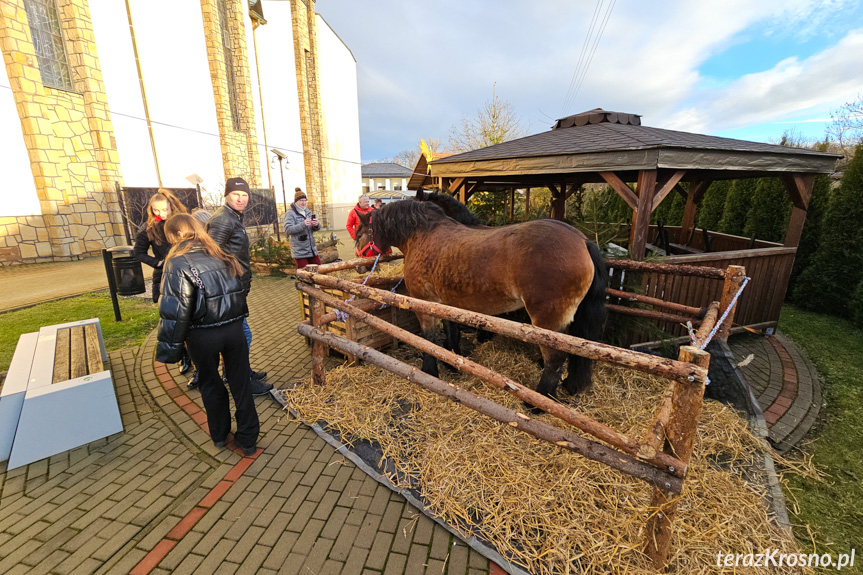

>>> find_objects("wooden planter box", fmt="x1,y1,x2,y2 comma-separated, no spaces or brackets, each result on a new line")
299,284,421,359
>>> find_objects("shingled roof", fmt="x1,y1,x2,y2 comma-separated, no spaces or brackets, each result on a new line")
429,109,839,180
361,162,412,178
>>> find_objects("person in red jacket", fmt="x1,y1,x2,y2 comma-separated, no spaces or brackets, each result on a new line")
346,194,373,240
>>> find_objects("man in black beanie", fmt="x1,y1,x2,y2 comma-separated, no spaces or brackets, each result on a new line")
200,176,272,395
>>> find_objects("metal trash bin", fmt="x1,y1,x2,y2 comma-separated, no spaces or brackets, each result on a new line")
106,246,145,296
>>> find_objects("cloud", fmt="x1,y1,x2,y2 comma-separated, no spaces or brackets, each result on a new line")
314,0,862,160
662,29,863,133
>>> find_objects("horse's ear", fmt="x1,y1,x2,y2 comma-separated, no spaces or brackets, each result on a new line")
358,211,370,225
416,188,425,201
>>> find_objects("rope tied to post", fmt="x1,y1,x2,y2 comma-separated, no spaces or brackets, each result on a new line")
687,276,751,350
333,255,381,323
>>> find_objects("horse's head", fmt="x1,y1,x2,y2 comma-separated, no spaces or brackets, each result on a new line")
354,210,392,274
371,200,449,255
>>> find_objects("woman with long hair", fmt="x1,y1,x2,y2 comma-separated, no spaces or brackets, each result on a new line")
134,189,188,303
134,189,193,374
155,214,260,456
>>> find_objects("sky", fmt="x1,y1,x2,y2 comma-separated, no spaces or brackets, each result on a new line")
314,0,863,163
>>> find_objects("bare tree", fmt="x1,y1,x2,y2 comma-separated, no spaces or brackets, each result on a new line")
448,84,527,152
393,148,420,169
827,94,863,159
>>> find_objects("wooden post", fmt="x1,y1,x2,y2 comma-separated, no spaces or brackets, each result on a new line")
645,345,710,570
717,265,746,341
781,174,815,248
629,170,657,260
305,264,326,385
551,184,567,220
509,188,515,221
679,180,712,245
525,187,530,216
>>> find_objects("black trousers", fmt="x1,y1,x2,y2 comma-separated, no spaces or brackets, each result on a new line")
186,320,259,448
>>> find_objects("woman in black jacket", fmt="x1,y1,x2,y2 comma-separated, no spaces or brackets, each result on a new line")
156,214,260,456
133,189,187,303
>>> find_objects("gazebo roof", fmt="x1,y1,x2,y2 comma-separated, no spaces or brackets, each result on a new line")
429,109,839,181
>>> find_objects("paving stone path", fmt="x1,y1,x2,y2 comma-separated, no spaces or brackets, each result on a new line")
0,278,492,574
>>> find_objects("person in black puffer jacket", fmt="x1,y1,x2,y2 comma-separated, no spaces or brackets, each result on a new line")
156,214,260,456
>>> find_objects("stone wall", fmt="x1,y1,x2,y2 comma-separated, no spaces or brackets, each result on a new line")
290,0,329,227
0,0,126,264
200,0,261,187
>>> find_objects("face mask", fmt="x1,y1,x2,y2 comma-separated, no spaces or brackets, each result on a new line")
154,215,163,222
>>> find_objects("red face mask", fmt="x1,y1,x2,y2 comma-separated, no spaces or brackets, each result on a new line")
154,215,163,222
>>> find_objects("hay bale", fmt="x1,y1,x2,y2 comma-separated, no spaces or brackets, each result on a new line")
284,336,808,574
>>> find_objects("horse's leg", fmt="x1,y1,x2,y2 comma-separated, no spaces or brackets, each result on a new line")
440,320,460,372
535,346,568,400
417,313,440,378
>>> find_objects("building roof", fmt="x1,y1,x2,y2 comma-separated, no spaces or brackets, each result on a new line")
407,153,454,190
429,109,840,181
361,163,412,178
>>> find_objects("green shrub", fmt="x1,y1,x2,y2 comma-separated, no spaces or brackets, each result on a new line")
697,180,730,231
718,178,757,235
744,177,792,243
788,173,831,297
793,144,863,316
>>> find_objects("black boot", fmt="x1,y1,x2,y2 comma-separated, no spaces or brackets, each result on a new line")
180,349,193,375
187,370,199,389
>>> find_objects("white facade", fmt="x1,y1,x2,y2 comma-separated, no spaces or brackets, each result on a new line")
366,177,408,192
316,15,362,230
0,49,41,217
3,0,361,225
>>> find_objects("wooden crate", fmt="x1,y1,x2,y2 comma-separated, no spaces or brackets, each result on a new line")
299,284,421,358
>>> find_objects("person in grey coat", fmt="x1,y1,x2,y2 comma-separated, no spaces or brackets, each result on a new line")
284,189,321,269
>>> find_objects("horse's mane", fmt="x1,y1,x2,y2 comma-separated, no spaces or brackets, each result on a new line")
373,200,450,248
415,189,484,226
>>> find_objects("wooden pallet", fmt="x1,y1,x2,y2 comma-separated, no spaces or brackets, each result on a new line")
299,284,421,360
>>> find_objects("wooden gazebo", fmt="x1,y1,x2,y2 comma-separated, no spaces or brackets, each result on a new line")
421,109,840,337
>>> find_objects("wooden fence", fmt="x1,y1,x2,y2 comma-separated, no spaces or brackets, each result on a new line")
295,254,747,569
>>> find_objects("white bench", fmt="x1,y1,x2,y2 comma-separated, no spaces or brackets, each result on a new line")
0,318,123,469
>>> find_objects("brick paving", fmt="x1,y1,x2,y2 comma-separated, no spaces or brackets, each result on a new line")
0,277,491,574
728,331,822,453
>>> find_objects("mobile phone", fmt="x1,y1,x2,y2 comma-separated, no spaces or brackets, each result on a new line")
311,214,316,219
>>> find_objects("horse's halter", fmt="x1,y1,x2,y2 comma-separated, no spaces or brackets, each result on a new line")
355,213,391,258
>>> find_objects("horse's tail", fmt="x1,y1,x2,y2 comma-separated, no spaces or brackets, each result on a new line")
564,241,608,394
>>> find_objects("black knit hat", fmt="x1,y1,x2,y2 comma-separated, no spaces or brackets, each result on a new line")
225,177,250,195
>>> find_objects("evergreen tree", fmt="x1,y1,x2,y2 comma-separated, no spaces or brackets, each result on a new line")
744,177,792,243
651,190,686,226
697,180,730,231
792,145,863,316
787,173,831,297
718,178,757,236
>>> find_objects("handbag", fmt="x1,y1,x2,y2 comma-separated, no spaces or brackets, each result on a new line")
189,266,208,322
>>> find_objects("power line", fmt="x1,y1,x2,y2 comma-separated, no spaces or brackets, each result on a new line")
560,0,604,117
2,82,363,167
560,0,616,117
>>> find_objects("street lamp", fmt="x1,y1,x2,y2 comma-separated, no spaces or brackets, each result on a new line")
271,148,288,213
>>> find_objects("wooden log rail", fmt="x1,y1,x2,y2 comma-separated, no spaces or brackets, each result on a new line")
297,322,684,494
605,288,706,318
316,253,404,274
606,258,727,280
296,270,709,387
297,282,687,477
606,304,702,327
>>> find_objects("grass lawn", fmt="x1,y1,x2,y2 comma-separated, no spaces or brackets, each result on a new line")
0,292,160,373
779,305,863,572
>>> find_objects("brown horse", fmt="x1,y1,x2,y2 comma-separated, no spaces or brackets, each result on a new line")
371,200,607,399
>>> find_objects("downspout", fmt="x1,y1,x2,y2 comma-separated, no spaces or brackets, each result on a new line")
124,0,162,186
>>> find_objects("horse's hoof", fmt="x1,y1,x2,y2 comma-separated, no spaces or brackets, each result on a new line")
442,362,459,374
523,401,544,415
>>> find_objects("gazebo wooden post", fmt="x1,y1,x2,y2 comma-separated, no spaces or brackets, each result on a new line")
645,345,710,569
509,188,515,221
679,180,712,245
781,173,815,248
629,170,657,260
525,187,530,215
304,264,327,385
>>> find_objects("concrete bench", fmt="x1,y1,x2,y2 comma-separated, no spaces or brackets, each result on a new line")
0,318,123,469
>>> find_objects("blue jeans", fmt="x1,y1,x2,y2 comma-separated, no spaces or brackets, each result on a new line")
243,318,252,347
